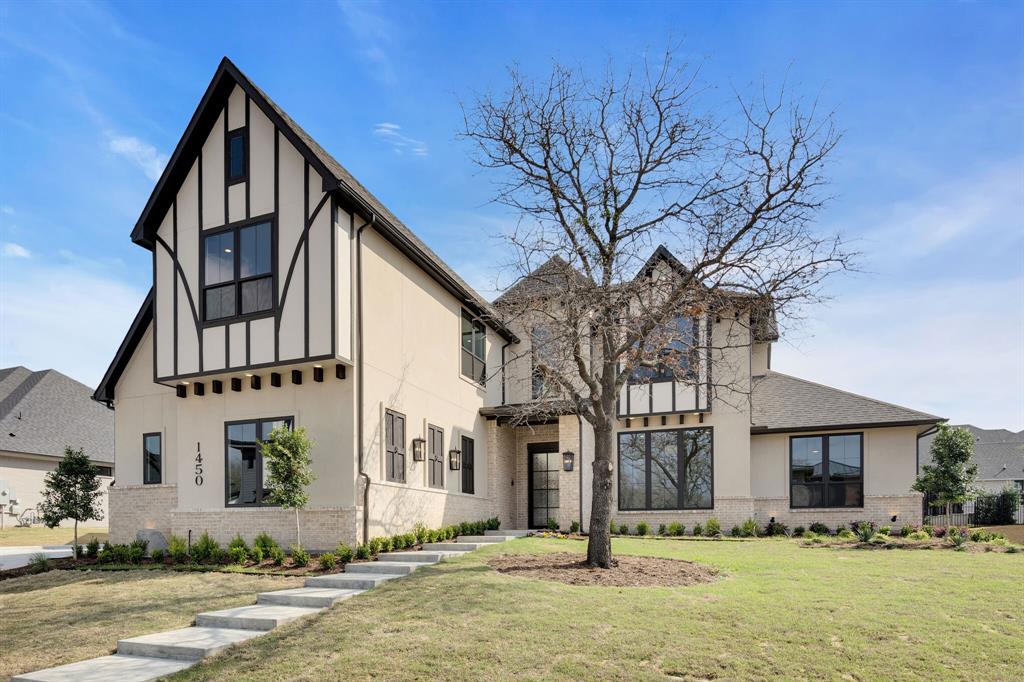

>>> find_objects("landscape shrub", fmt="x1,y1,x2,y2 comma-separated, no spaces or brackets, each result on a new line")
692,523,703,536
809,522,830,536
318,552,337,570
868,534,887,545
228,534,249,554
730,525,742,537
191,532,221,564
335,543,354,563
269,546,286,566
704,518,721,537
379,536,394,553
368,537,383,555
740,518,759,537
947,527,968,550
249,546,265,563
878,526,891,536
570,520,581,534
988,537,1010,547
969,529,1004,543
355,544,370,560
610,521,618,535
635,521,649,536
86,537,100,558
151,548,166,563
253,532,279,556
618,523,629,535
667,522,684,537
931,526,948,538
486,517,501,530
855,522,874,543
547,518,560,531
899,524,915,537
793,526,806,537
75,544,85,558
168,535,189,563
837,529,856,540
98,543,132,564
413,524,428,545
906,530,929,541
29,553,51,572
228,546,248,564
974,487,1022,526
921,524,934,537
291,545,310,567
764,521,789,537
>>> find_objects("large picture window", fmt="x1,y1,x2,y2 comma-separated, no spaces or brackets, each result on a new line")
628,315,697,384
460,311,486,384
143,433,161,484
461,435,475,494
617,428,713,510
202,218,274,322
428,424,444,489
225,416,292,506
790,433,863,508
385,410,406,483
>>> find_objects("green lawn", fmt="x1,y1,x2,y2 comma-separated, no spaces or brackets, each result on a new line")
0,570,303,680
165,537,1024,681
0,525,108,546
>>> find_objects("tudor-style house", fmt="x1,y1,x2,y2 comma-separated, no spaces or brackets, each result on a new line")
95,58,942,548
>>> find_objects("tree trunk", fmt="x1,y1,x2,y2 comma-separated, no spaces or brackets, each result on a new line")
295,508,301,549
73,519,78,564
586,423,615,568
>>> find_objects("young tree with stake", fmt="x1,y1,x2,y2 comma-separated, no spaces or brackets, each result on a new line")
38,447,104,562
913,424,977,524
261,425,317,549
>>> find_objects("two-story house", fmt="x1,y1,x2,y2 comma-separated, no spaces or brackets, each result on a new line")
95,58,942,548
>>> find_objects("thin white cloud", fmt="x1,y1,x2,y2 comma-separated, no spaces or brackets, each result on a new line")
107,132,168,181
2,242,31,258
337,0,398,84
373,122,428,157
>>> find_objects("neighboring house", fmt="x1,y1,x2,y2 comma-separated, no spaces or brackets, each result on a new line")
918,425,1024,495
1,366,114,527
94,58,942,548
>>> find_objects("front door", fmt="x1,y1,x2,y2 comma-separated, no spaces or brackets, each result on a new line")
528,442,560,529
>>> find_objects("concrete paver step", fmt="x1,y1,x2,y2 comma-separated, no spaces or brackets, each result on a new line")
117,626,264,661
11,654,194,682
305,572,403,590
484,529,531,537
195,604,322,631
377,550,447,563
421,542,484,551
257,586,364,608
455,535,511,543
344,560,424,575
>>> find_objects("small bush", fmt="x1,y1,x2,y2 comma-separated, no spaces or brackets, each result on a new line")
740,518,759,537
635,521,649,536
192,532,221,564
547,518,560,531
730,525,742,537
336,543,354,563
379,536,394,553
168,535,189,564
947,527,968,550
570,520,581,534
86,537,100,558
899,524,915,537
837,529,856,540
355,544,370,560
931,526,948,538
319,552,337,570
228,546,248,564
974,487,1022,525
704,518,721,537
764,521,789,537
618,523,629,535
290,545,310,567
921,524,934,537
806,533,825,544
809,522,830,536
868,533,887,545
368,537,382,556
228,534,249,554
130,538,149,555
413,523,428,545
667,522,684,537
269,546,286,566
692,523,703,536
254,532,279,556
29,552,51,572
249,546,265,563
878,526,891,536
75,544,85,558
793,526,806,537
151,548,166,563
610,521,618,535
855,522,874,543
487,517,501,531
907,530,929,541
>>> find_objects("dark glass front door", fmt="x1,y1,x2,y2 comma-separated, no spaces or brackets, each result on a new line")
529,443,560,529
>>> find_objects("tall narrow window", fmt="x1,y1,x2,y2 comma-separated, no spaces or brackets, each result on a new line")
385,410,406,483
790,433,863,508
226,128,247,184
460,311,486,384
461,435,475,494
203,219,274,322
531,324,555,399
143,433,162,484
428,424,444,489
225,417,292,506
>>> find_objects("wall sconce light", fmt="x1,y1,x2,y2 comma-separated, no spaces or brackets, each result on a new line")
891,514,898,523
175,384,187,399
335,364,346,380
270,372,282,388
193,382,205,396
291,370,302,385
562,451,575,472
249,375,261,390
412,438,426,462
770,516,776,524
313,365,324,382
231,377,242,392
449,449,461,470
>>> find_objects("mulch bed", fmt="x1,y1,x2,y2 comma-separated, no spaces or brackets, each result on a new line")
487,551,718,587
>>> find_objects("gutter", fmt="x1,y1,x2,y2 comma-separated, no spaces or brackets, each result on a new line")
500,340,512,405
356,213,376,546
915,422,942,475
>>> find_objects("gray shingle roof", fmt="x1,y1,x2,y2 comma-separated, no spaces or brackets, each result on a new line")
1,367,113,463
919,425,1024,482
750,371,942,433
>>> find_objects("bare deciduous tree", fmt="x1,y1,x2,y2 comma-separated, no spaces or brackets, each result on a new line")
462,50,852,568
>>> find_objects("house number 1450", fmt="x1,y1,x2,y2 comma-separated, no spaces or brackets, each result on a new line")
194,442,204,486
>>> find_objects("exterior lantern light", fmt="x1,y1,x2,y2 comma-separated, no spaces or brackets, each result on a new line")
412,438,426,462
313,365,324,383
562,451,575,472
891,514,898,523
449,449,461,470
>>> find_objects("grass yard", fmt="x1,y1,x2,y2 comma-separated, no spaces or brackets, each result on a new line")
0,525,107,546
168,537,1024,682
0,569,303,680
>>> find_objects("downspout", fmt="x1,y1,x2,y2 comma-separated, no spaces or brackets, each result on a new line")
356,213,376,546
500,340,511,405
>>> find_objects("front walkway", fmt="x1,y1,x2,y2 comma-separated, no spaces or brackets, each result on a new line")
13,530,528,682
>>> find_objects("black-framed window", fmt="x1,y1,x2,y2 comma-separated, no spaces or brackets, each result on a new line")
461,435,475,494
461,311,486,384
225,416,292,506
203,218,274,322
226,127,247,184
618,428,713,510
628,315,698,384
97,465,113,477
531,324,554,399
790,433,863,508
143,433,162,484
428,424,444,489
385,410,406,483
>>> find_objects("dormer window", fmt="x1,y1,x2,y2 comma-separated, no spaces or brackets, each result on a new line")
203,218,274,322
226,128,247,184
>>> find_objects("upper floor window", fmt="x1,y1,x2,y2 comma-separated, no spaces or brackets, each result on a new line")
790,433,863,508
226,416,292,506
531,324,555,399
203,219,274,322
385,410,406,483
461,311,486,384
628,315,697,384
143,433,161,484
226,128,247,184
618,428,713,511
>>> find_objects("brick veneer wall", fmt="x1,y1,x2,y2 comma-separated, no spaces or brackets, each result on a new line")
108,483,178,544
487,420,517,528
612,496,755,534
753,494,923,529
172,507,358,551
508,421,583,531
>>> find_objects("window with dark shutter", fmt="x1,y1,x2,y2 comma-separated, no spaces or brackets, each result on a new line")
461,435,475,494
428,424,444,489
385,410,406,483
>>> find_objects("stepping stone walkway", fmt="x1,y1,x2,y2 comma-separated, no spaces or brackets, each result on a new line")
12,530,529,682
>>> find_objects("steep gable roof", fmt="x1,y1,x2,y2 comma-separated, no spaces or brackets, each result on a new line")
750,371,942,433
1,367,113,462
494,255,591,308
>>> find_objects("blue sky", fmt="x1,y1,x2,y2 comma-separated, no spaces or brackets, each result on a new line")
1,0,1021,429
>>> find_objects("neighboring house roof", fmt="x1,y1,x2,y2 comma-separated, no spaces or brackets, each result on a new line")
494,255,591,308
750,371,943,434
1,366,113,463
919,424,1024,482
93,289,154,405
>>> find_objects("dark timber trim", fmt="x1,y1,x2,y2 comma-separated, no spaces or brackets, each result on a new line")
92,290,154,405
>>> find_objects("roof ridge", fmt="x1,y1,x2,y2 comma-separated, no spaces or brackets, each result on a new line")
764,370,942,420
0,369,48,421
